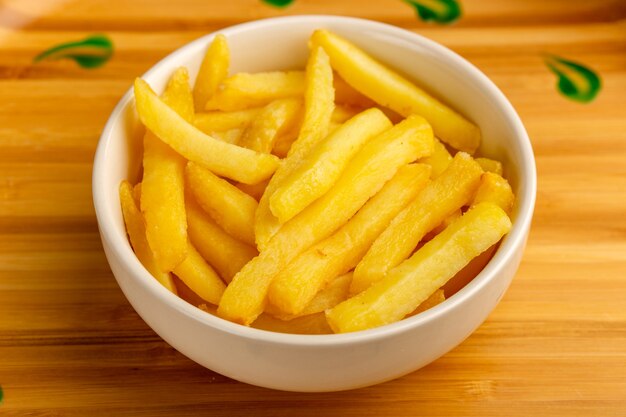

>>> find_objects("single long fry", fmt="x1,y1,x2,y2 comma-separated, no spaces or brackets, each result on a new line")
238,98,302,153
185,162,257,246
134,78,279,184
268,164,431,315
255,46,335,249
265,272,352,321
205,71,305,111
193,34,229,111
472,172,515,214
327,203,512,333
352,152,483,294
422,137,452,178
173,241,226,305
186,199,257,283
119,181,177,293
311,29,481,153
476,157,503,176
270,108,393,223
141,67,192,272
193,109,260,133
218,114,434,325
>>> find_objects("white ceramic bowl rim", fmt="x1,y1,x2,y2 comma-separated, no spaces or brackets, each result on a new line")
93,15,536,347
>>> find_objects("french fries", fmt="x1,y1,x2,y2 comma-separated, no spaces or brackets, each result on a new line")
186,199,257,283
119,181,177,293
265,272,353,321
205,71,305,111
268,164,431,315
255,46,335,249
310,29,481,153
193,108,260,133
407,289,446,317
134,78,279,184
472,172,515,214
270,108,392,223
217,114,434,325
141,67,191,272
172,241,226,305
422,137,452,178
238,98,302,153
326,203,512,333
123,30,516,335
193,34,229,111
352,152,483,294
185,162,258,246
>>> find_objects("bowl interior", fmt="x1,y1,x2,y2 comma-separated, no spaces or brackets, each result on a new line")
94,15,535,340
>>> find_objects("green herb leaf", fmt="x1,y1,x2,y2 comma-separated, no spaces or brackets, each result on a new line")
544,54,601,103
34,34,113,69
403,0,461,24
261,0,295,8
0,385,3,404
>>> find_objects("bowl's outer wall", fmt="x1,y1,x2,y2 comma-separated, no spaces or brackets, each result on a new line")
93,16,536,392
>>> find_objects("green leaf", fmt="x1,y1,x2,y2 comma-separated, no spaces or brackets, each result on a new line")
34,34,113,69
403,0,461,24
261,0,295,8
544,54,601,103
0,385,3,404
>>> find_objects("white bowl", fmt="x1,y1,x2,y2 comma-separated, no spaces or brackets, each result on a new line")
92,15,536,392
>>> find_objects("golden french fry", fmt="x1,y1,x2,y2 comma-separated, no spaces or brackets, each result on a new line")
268,164,431,315
238,98,302,153
254,46,335,249
205,71,305,111
421,137,452,178
207,128,243,144
186,199,257,283
271,130,298,158
185,162,257,246
173,241,226,305
327,203,512,333
406,289,445,317
218,113,434,325
251,312,332,335
442,244,497,297
311,29,481,153
161,67,195,122
134,78,279,184
119,181,177,293
476,157,503,176
193,108,261,133
266,272,353,321
140,67,192,272
193,34,229,111
352,152,483,294
270,108,393,223
333,74,375,107
472,172,515,214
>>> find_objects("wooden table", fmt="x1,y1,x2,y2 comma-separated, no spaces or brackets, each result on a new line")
1,0,625,415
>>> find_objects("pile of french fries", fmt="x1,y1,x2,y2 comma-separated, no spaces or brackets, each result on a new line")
120,30,515,334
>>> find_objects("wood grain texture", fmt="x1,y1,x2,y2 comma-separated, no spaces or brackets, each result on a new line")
1,0,625,415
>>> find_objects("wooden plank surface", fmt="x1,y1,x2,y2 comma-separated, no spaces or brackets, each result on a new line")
1,0,625,415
